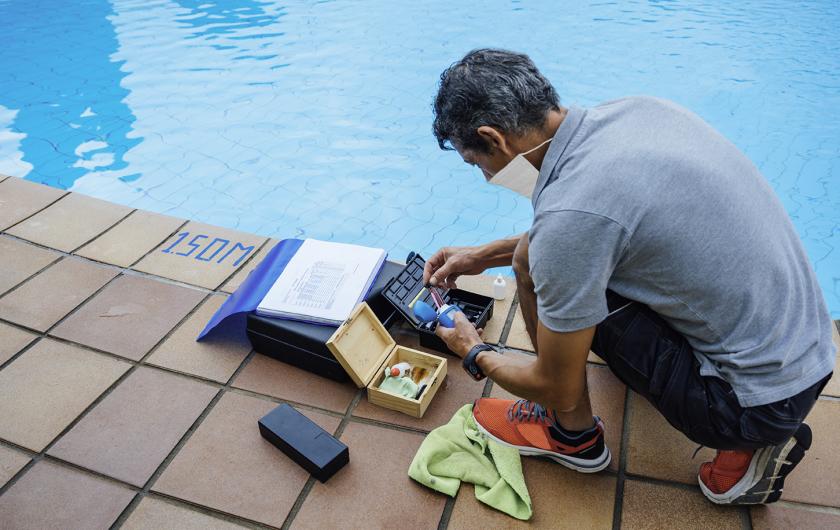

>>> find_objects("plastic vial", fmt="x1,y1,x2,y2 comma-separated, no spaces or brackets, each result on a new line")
493,274,507,300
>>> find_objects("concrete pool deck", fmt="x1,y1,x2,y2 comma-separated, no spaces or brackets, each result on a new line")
0,173,838,529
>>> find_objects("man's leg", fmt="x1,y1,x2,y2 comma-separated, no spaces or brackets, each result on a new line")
512,232,594,431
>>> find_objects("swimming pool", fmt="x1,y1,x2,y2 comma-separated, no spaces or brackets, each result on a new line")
1,0,838,317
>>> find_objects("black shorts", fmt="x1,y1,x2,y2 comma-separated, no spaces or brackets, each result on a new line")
591,292,831,450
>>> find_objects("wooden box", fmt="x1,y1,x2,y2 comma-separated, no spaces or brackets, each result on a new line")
326,302,447,418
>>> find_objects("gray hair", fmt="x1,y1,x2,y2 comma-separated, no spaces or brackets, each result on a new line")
433,48,560,153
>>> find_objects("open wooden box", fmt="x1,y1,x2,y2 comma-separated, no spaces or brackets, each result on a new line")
326,302,447,418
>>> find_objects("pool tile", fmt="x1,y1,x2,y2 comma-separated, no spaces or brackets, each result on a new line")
123,497,248,530
219,238,277,294
292,422,445,529
490,358,625,471
447,458,616,529
0,460,135,530
146,295,250,383
505,305,534,351
75,210,184,268
452,274,516,344
625,392,715,484
0,177,65,231
352,326,485,431
0,322,37,366
0,257,119,332
6,192,132,252
620,479,741,529
48,367,217,487
782,399,840,507
0,338,130,451
821,324,839,397
232,354,357,413
0,445,30,488
153,392,340,527
51,274,205,361
0,236,60,296
133,221,266,290
751,503,840,529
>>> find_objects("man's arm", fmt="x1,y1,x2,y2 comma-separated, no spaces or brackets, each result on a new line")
423,234,524,288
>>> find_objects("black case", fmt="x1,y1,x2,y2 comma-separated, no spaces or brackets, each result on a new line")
246,260,404,381
381,252,494,355
258,403,348,482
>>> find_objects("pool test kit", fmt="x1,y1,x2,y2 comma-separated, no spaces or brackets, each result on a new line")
326,302,448,418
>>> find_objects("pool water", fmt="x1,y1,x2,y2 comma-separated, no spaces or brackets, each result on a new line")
1,0,838,317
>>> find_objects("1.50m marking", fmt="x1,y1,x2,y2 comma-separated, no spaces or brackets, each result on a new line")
161,232,255,266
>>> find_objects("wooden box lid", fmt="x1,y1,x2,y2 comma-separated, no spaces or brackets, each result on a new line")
326,302,395,388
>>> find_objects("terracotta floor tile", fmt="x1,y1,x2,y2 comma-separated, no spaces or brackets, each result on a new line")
153,392,340,527
490,357,626,471
292,422,446,529
0,257,119,332
0,460,135,529
621,479,741,529
751,503,840,530
51,274,205,361
505,306,534,351
0,236,60,295
75,210,184,268
453,274,517,344
353,331,485,431
625,392,715,484
448,458,616,529
146,295,250,383
133,221,266,289
232,353,357,413
6,192,132,252
821,324,839,397
781,399,840,507
219,239,277,294
0,322,37,366
49,366,217,487
0,338,130,451
0,177,65,231
0,445,30,488
123,497,248,530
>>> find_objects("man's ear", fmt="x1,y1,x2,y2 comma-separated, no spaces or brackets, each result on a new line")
476,126,511,156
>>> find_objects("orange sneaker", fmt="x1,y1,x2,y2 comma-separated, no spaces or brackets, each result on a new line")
698,423,812,504
472,398,610,473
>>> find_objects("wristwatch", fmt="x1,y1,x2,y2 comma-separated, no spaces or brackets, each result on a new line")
463,344,495,381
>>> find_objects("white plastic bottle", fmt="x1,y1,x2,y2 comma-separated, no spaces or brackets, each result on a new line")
493,274,507,300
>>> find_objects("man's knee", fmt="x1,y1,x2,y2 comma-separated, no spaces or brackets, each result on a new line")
512,234,531,281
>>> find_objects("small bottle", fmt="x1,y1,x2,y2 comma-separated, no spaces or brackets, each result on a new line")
493,274,507,300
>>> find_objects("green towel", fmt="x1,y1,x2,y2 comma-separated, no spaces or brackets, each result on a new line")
408,404,532,520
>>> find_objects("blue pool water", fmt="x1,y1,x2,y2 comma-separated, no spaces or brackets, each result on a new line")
1,0,838,317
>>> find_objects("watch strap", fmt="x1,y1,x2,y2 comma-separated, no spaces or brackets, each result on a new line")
463,344,494,381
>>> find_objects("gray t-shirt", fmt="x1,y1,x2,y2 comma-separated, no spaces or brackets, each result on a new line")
529,96,835,407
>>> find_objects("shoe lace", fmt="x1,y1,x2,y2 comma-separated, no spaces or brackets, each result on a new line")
506,399,550,423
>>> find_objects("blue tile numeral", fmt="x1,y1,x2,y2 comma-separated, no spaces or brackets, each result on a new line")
161,231,254,266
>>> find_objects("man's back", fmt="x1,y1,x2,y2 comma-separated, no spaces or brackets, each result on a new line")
530,96,835,407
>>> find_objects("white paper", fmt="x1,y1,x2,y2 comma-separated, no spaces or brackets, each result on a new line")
257,239,386,324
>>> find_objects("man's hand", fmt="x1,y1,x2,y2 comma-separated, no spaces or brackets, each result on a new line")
434,311,484,358
423,246,487,288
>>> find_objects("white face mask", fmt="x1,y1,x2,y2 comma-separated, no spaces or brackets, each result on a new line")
487,138,552,197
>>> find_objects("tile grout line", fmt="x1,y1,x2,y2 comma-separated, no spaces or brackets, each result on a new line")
0,189,70,235
611,385,632,530
68,207,138,255
279,389,365,530
496,290,521,348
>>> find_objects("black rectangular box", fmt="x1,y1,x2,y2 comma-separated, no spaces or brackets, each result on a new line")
258,403,348,483
381,252,495,355
246,260,404,381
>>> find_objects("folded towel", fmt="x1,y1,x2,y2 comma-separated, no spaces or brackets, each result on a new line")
408,404,532,520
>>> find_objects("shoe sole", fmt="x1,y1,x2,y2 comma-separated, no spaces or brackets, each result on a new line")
474,419,611,473
698,423,812,505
